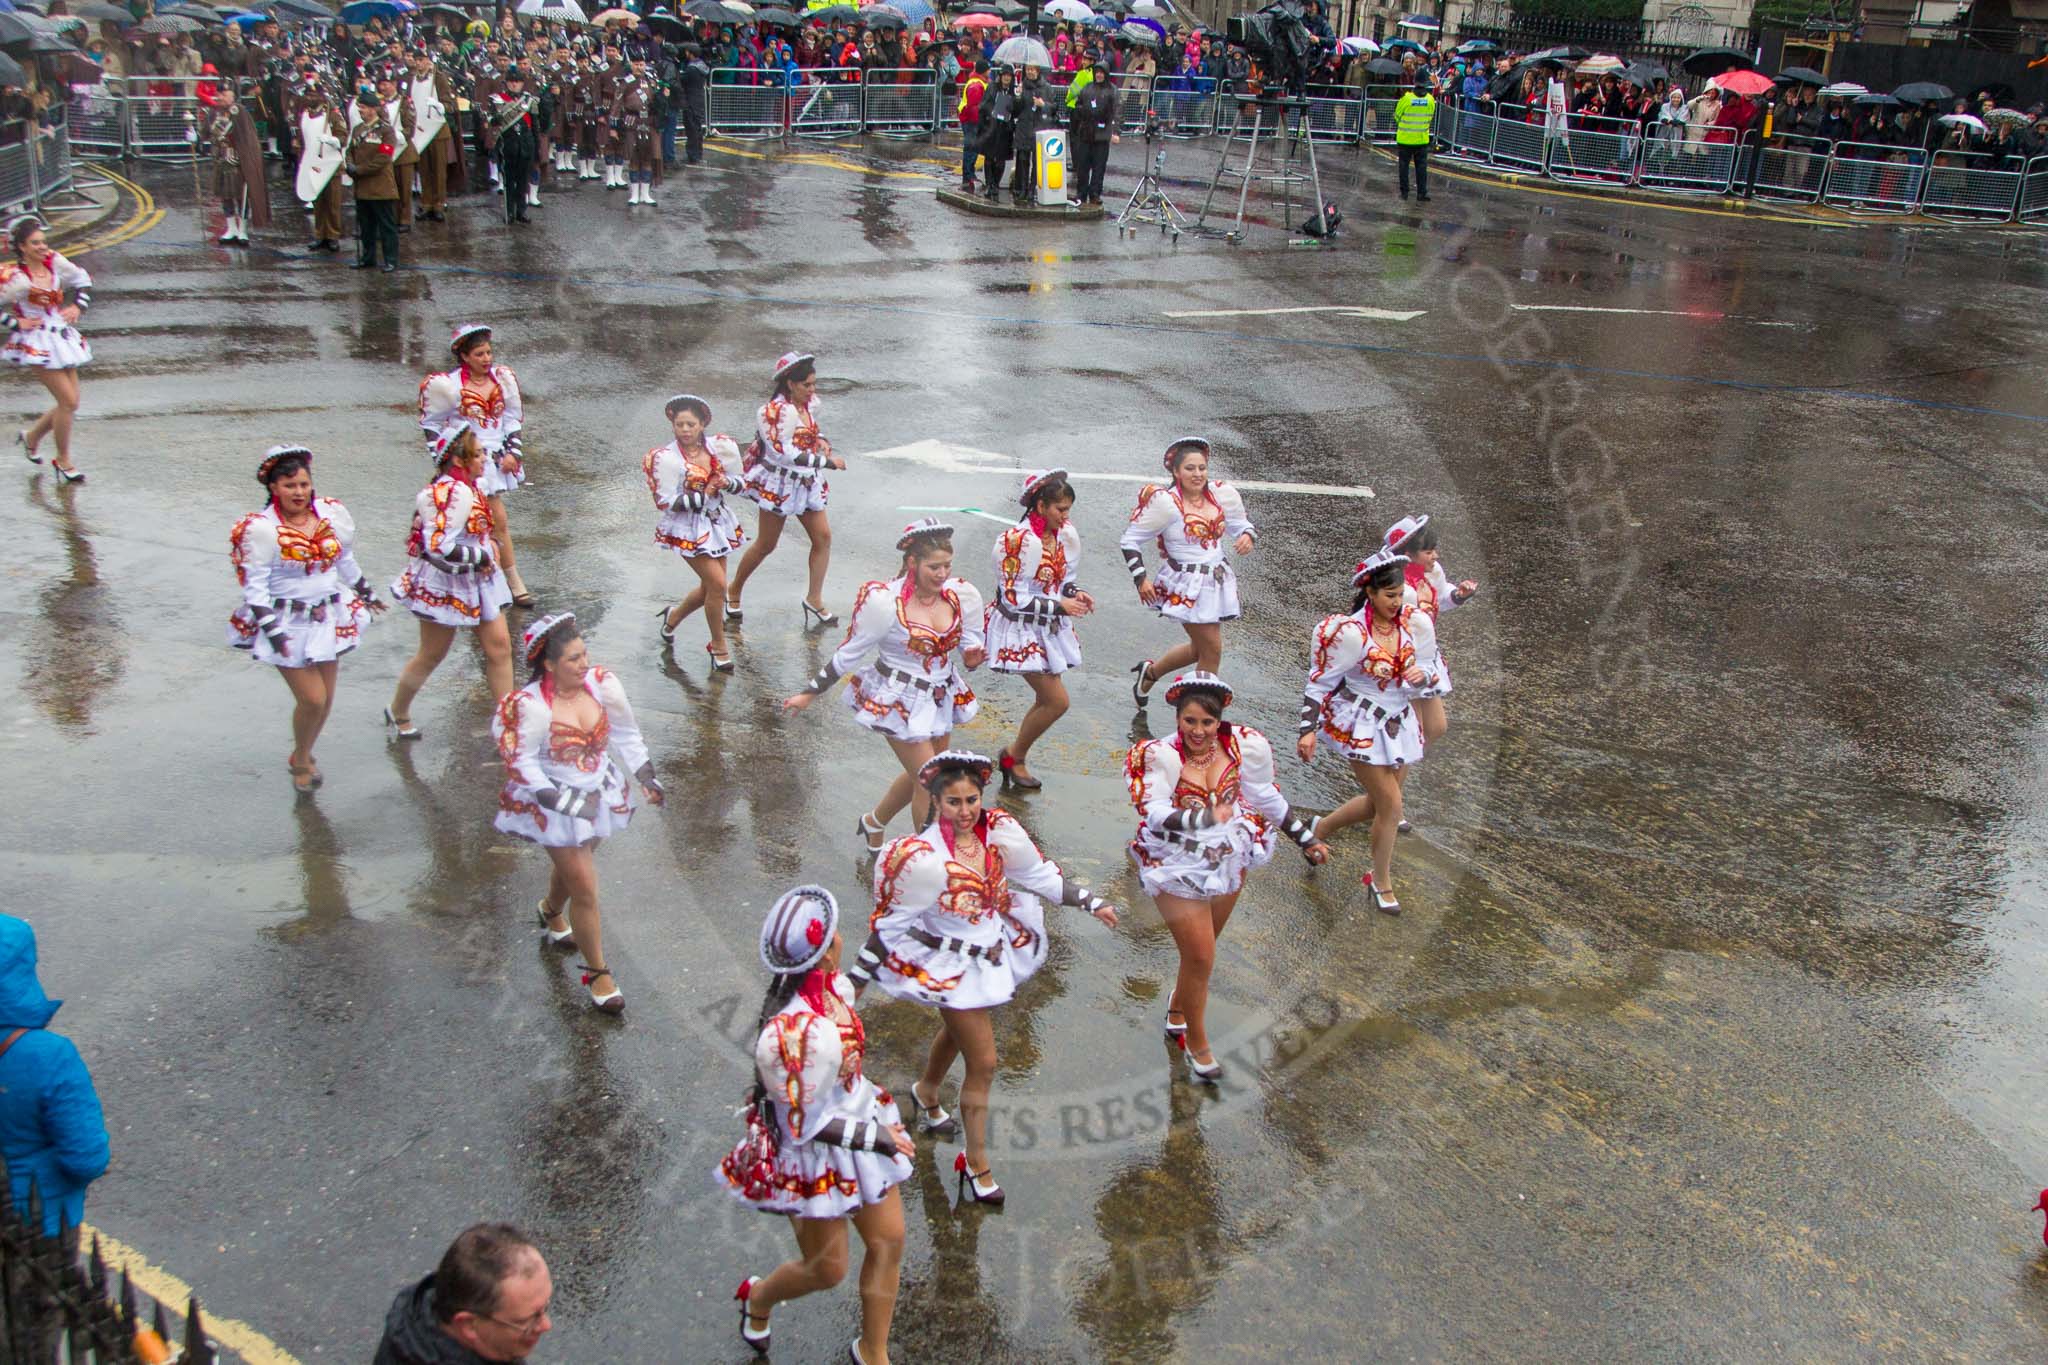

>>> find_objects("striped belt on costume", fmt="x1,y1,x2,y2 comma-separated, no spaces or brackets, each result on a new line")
873,664,948,695
1162,556,1227,583
270,594,342,621
906,926,1003,963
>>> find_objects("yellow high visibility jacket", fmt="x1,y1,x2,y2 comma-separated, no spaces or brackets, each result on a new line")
1394,91,1435,146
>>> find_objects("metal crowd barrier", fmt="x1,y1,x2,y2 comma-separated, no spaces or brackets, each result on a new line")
66,84,125,158
1110,71,1151,133
121,75,207,162
706,68,787,139
2021,159,2048,223
1821,143,1927,214
862,67,938,138
1637,134,1738,194
1920,149,2025,221
0,127,32,216
1152,79,1222,138
1362,83,1403,144
790,68,862,139
1301,82,1361,143
1544,111,1639,186
1486,104,1548,172
1747,132,1831,203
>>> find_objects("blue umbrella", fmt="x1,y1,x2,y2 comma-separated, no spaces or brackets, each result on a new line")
889,0,933,21
1383,37,1422,54
226,9,269,22
1395,12,1438,29
337,0,402,20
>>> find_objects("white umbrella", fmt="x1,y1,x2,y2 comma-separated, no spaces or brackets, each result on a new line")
540,0,587,18
1043,0,1092,16
1818,81,1866,98
993,34,1051,67
1338,35,1377,55
1938,112,1988,134
1129,0,1170,15
1395,12,1439,30
1577,53,1624,75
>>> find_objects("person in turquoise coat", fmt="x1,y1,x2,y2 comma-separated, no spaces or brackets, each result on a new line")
0,914,109,1238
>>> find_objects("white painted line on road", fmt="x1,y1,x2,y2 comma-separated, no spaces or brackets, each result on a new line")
1508,304,1800,327
899,504,1019,526
1163,305,1427,322
870,440,1373,499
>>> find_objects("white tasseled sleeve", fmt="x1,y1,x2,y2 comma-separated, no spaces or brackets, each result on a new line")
950,578,986,657
643,442,682,512
754,1012,843,1145
986,811,1065,904
323,498,366,590
229,512,279,609
1126,738,1185,835
492,684,553,794
589,666,650,775
826,580,898,680
1233,726,1290,828
1213,481,1255,540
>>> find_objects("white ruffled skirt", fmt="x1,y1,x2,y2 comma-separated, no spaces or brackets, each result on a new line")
475,433,526,496
1153,558,1240,625
495,762,635,848
743,462,828,517
1129,818,1275,901
226,597,370,667
985,608,1082,675
1316,683,1425,768
4,321,90,370
867,902,1050,1011
844,665,977,742
655,502,746,559
717,1081,913,1219
391,559,513,627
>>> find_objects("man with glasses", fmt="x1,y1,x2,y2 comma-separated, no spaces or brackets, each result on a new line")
374,1223,553,1364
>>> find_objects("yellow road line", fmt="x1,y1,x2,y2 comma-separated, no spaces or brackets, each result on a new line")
79,1223,302,1365
708,137,942,181
50,164,162,257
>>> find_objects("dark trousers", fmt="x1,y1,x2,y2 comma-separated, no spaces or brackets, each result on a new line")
960,121,979,181
501,151,533,219
1010,136,1036,196
1075,137,1108,201
418,136,448,212
684,109,704,163
1397,144,1429,197
354,196,398,265
661,109,677,164
983,151,1008,195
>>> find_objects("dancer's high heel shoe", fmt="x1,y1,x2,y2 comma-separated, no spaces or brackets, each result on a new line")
909,1079,959,1137
1130,659,1155,708
382,706,422,741
856,810,886,854
537,899,575,950
580,964,625,1014
1163,990,1187,1040
18,428,38,465
287,756,315,795
654,605,677,645
1186,1049,1224,1084
1362,873,1401,915
706,642,734,673
954,1151,1005,1205
52,464,83,484
733,1277,770,1356
723,595,743,622
801,599,838,630
997,749,1041,792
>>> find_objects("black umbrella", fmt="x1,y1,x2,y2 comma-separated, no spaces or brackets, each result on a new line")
683,0,744,20
1853,91,1900,107
644,8,689,34
753,6,800,23
1627,61,1669,83
0,51,23,85
1454,38,1497,54
859,7,908,28
421,3,469,20
16,29,82,51
69,2,136,22
1680,46,1754,77
1364,55,1404,78
1776,65,1825,85
1891,81,1952,104
1528,44,1588,62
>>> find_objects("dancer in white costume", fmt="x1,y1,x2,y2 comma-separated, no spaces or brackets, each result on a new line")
226,446,386,793
1121,438,1255,706
719,886,914,1365
419,323,536,605
5,216,92,482
848,751,1117,1205
727,351,847,629
782,519,986,854
645,392,748,671
492,613,664,1013
984,469,1095,792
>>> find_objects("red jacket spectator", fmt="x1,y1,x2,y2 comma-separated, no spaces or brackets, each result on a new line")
1708,94,1753,145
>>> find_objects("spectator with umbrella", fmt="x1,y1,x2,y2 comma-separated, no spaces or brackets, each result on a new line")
976,59,1015,200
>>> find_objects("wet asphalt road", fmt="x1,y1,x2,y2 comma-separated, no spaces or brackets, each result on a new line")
6,135,2048,1361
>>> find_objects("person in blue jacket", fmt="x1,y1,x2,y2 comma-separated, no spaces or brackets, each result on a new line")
0,914,109,1239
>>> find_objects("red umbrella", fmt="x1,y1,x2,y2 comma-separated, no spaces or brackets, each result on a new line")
951,11,1004,27
1711,68,1774,97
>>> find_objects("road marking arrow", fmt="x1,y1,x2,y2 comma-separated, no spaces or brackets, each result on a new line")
868,439,1373,499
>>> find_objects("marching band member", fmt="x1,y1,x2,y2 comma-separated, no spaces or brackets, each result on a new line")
848,751,1117,1206
1120,438,1256,706
409,47,457,222
209,81,269,245
615,54,661,205
419,322,535,606
385,422,516,737
227,445,385,793
984,469,1094,791
5,216,92,483
727,352,846,628
372,69,420,234
1295,549,1440,914
1127,672,1326,1081
645,393,747,671
295,84,347,254
781,520,985,853
493,613,664,1014
719,886,913,1365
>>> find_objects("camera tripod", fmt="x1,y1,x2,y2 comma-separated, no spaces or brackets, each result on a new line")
1194,96,1327,243
1115,117,1188,240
